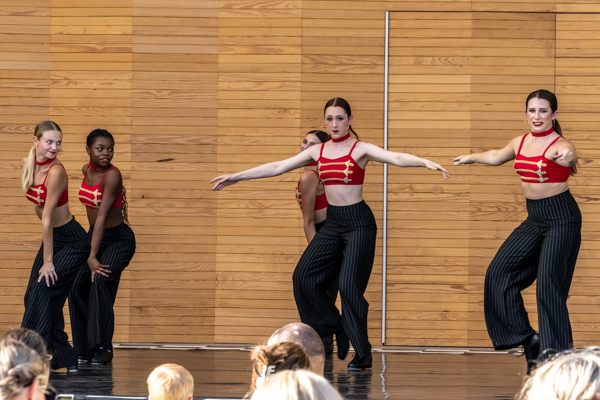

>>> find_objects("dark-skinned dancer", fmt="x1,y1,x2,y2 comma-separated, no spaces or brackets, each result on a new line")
69,129,136,364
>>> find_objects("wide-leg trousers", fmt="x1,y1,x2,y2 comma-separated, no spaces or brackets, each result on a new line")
484,190,581,355
21,217,89,369
314,219,339,345
69,222,136,357
293,200,377,358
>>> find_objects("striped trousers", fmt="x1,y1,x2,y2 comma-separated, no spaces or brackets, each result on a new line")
21,217,89,369
69,222,136,357
314,219,339,345
293,200,377,358
485,190,581,355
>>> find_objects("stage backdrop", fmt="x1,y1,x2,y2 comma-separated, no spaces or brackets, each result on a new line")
1,0,599,347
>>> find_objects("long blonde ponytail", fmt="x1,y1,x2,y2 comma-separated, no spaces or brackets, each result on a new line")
21,121,62,193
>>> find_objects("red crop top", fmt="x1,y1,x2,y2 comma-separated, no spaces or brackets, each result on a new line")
295,166,328,211
25,163,69,208
79,164,124,210
514,134,570,183
317,141,365,185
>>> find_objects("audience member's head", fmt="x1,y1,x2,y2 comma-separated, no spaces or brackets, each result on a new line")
517,348,600,400
250,369,342,400
2,330,50,379
268,323,325,376
0,339,47,400
249,342,311,395
147,363,194,400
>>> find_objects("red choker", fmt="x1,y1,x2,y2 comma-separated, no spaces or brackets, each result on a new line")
88,163,105,169
532,128,554,137
332,132,350,142
35,157,54,166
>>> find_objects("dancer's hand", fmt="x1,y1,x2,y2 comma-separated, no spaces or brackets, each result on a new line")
89,257,110,282
38,262,58,286
424,160,450,180
550,149,576,167
453,155,474,165
211,174,239,191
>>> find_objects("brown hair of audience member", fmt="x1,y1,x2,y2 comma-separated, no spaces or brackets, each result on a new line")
517,348,600,400
147,363,194,400
250,369,342,400
248,342,311,397
0,339,47,400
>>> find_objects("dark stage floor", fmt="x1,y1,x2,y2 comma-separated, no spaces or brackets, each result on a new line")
50,345,528,400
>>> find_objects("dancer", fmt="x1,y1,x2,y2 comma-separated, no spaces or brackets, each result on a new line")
296,130,329,242
69,129,136,364
454,89,580,374
295,130,337,356
21,121,89,371
212,97,449,369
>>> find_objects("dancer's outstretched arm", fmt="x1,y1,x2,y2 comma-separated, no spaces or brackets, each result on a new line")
360,142,450,179
454,136,521,166
211,144,320,191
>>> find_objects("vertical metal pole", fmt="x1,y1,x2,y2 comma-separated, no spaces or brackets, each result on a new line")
382,11,389,345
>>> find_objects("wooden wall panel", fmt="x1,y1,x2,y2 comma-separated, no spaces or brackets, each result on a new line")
556,13,600,347
387,12,471,346
3,0,600,349
129,0,217,343
0,1,50,334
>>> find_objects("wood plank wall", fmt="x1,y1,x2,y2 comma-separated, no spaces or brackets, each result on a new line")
1,1,600,348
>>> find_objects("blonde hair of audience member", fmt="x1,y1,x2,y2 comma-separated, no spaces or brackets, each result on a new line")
267,323,325,376
250,369,342,400
249,342,311,396
147,363,194,400
2,330,51,380
0,340,47,400
517,348,600,400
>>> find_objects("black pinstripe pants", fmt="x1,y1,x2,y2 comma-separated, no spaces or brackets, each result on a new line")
21,217,89,369
485,190,581,355
69,222,136,357
314,220,339,345
293,200,377,358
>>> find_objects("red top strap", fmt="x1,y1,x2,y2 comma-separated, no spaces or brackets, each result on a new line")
542,136,563,158
517,135,527,156
348,140,360,157
42,163,66,185
99,166,119,185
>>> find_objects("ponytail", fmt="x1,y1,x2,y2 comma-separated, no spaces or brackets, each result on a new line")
122,186,130,226
21,145,36,193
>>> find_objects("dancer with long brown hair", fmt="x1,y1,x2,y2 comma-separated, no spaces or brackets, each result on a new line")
454,89,581,374
212,98,449,369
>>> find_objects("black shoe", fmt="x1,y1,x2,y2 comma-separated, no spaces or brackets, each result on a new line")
91,349,113,364
348,354,372,370
77,355,91,364
67,364,78,372
323,342,334,357
523,333,540,375
336,332,350,360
